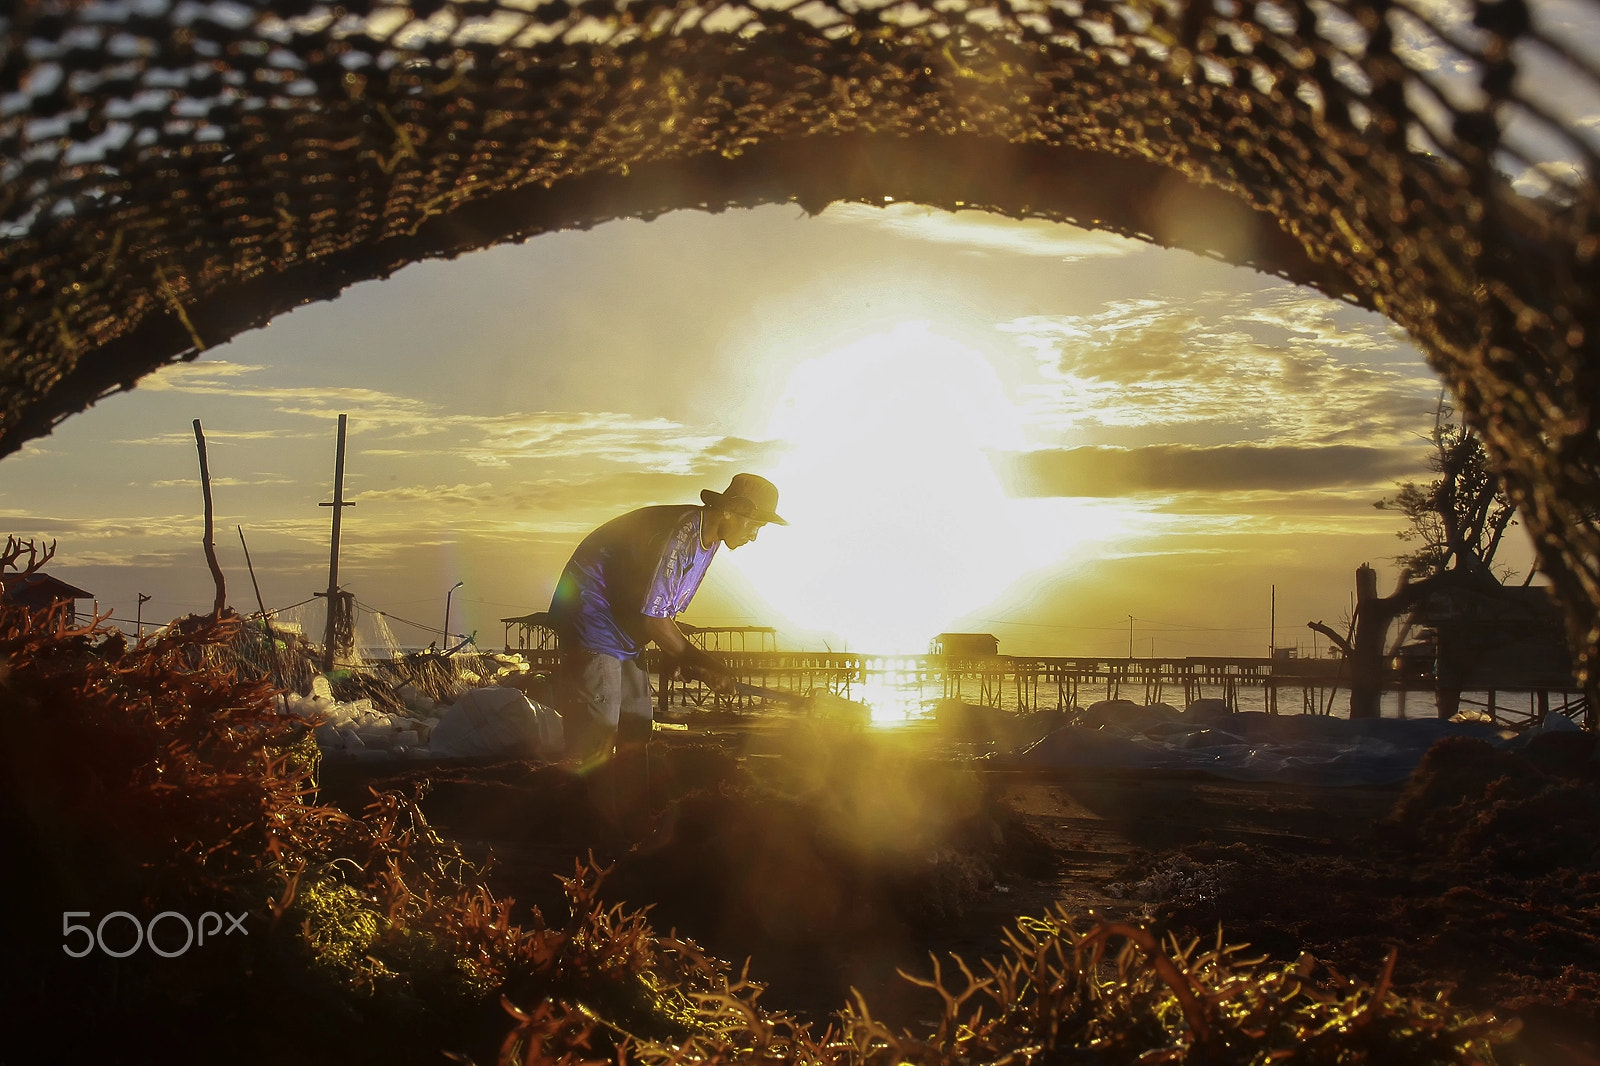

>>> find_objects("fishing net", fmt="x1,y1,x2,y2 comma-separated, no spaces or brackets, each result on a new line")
2,0,1598,695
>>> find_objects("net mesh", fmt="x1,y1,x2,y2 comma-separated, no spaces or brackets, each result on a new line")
2,0,1598,691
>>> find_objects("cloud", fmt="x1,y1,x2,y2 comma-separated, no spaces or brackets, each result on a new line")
114,428,303,446
1,441,53,462
497,470,729,512
0,513,197,541
461,414,782,472
995,443,1421,497
345,468,777,524
1236,292,1399,352
999,288,1439,443
355,482,499,507
821,202,1137,260
148,475,295,488
0,514,231,570
702,436,789,463
356,470,723,513
140,361,266,391
124,358,787,471
133,358,443,435
0,506,360,568
1154,486,1415,514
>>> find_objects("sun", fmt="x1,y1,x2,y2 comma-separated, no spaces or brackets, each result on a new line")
725,321,1112,662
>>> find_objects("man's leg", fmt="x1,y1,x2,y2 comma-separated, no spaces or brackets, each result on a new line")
616,657,654,750
612,658,655,821
560,650,624,764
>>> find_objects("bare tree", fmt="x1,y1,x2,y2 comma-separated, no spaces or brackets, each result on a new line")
1308,398,1518,718
1375,395,1518,583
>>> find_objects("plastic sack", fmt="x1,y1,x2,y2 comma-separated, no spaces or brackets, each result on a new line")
428,685,563,759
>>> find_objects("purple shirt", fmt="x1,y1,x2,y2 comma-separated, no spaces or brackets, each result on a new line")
548,505,718,660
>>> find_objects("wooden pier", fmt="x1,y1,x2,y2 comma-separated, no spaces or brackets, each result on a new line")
500,647,1585,726
652,652,1316,715
685,652,1586,724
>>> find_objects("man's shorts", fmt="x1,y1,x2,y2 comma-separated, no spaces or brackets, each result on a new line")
558,648,653,760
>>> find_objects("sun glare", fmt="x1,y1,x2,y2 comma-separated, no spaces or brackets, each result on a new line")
726,321,1111,674
853,666,930,724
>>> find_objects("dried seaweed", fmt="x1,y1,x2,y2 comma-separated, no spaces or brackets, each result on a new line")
1138,737,1600,1056
505,908,1516,1066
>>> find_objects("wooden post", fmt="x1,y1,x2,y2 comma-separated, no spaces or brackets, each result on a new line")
319,414,355,672
1269,583,1276,660
238,525,285,691
1349,564,1386,719
192,419,226,616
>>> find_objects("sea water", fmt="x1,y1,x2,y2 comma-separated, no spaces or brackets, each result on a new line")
853,671,1578,726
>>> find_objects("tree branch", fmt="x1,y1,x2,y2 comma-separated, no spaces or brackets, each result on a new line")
1307,621,1353,657
1482,501,1515,569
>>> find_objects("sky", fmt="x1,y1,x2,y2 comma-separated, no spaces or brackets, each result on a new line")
5,0,1598,662
0,201,1544,658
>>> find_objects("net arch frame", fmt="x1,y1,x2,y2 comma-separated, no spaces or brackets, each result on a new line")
2,0,1598,699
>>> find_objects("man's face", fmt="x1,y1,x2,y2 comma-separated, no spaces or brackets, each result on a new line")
721,510,765,549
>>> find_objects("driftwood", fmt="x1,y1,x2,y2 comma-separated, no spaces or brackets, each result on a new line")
192,419,227,617
0,536,56,580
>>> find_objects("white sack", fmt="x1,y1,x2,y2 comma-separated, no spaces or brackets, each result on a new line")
428,685,563,759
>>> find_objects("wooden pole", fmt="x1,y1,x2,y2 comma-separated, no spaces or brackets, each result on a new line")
444,580,463,652
238,525,285,691
1269,584,1276,657
192,419,226,616
1268,585,1276,713
319,414,354,671
1350,564,1386,719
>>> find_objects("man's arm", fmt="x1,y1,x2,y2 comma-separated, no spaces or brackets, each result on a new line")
636,614,737,694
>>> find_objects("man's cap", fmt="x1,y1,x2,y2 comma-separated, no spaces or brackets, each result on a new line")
701,473,788,526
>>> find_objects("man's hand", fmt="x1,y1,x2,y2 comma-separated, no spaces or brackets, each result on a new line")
639,614,738,695
679,656,738,695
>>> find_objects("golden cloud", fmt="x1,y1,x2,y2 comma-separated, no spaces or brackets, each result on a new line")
821,202,1138,260
999,287,1439,443
995,443,1421,497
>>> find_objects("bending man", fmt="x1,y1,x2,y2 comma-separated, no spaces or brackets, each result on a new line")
547,472,786,763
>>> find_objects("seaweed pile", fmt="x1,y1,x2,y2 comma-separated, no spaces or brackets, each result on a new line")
0,541,763,1065
1134,734,1600,1065
0,541,1523,1064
